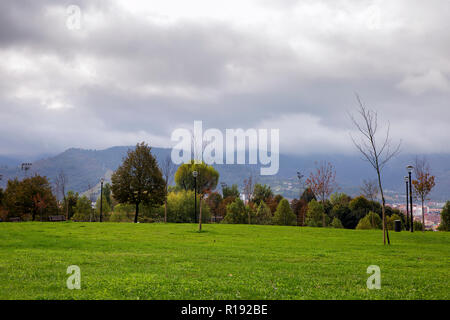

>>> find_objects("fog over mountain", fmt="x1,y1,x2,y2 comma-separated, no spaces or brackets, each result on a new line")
1,146,448,201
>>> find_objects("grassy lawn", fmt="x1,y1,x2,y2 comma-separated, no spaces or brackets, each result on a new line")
0,222,448,300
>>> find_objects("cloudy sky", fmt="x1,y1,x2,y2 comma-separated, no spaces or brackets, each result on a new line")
0,0,449,158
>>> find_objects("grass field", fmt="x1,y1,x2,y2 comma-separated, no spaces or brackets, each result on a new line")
0,222,448,300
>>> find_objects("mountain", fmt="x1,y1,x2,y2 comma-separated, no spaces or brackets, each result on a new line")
0,146,449,202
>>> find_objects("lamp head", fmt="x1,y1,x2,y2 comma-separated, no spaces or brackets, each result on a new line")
406,165,414,174
404,176,409,182
100,178,104,184
192,170,198,178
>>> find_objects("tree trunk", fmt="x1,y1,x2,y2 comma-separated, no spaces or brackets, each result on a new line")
134,202,139,223
198,197,203,232
376,169,390,245
422,198,425,232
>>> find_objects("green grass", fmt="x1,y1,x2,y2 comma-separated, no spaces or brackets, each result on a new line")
0,222,448,300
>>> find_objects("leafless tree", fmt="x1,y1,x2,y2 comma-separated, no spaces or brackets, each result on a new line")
160,155,176,223
360,179,378,202
305,161,337,227
243,174,254,204
55,170,68,219
350,95,401,245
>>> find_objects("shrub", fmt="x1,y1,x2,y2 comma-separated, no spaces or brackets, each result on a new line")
356,211,382,230
306,200,324,227
387,214,402,230
413,220,424,231
71,196,93,221
273,199,296,226
330,217,344,228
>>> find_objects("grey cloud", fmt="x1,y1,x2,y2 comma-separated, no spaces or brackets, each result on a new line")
0,0,449,157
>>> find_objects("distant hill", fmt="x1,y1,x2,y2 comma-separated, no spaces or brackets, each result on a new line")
0,146,449,201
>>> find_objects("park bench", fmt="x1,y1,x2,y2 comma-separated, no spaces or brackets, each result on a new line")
9,217,21,222
48,215,66,222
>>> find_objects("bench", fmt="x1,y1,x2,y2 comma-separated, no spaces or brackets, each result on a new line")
48,215,66,222
9,217,21,222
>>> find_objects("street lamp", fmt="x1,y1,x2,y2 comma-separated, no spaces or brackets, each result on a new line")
192,170,198,223
407,165,414,232
404,176,410,231
100,178,104,222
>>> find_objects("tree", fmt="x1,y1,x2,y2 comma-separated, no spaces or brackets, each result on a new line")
221,183,240,200
205,192,223,222
438,201,450,231
412,157,436,232
273,199,296,226
360,179,378,203
255,201,272,225
222,198,247,224
63,191,79,220
174,160,219,231
111,142,166,223
348,196,375,229
306,161,336,227
96,195,111,218
72,195,92,221
161,155,176,223
291,198,307,226
54,170,68,219
252,184,274,206
103,183,112,208
350,95,401,245
3,175,58,221
306,200,324,227
330,217,344,228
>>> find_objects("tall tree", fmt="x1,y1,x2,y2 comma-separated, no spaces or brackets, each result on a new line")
305,161,336,227
350,95,401,245
174,161,219,231
412,157,436,231
111,142,166,223
161,155,176,223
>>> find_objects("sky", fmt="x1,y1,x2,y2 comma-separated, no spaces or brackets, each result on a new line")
0,0,449,158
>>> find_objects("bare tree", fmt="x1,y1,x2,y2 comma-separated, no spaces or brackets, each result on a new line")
412,156,436,231
360,179,378,202
160,155,176,223
243,174,254,204
350,95,401,245
55,170,68,219
306,161,337,227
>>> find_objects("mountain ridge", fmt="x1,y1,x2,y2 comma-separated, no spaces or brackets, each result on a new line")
0,146,449,201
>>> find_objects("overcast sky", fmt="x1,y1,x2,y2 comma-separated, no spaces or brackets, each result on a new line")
0,0,449,158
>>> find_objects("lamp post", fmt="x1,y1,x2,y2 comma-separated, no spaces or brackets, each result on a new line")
192,170,198,223
100,178,104,222
407,165,414,232
404,176,410,231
